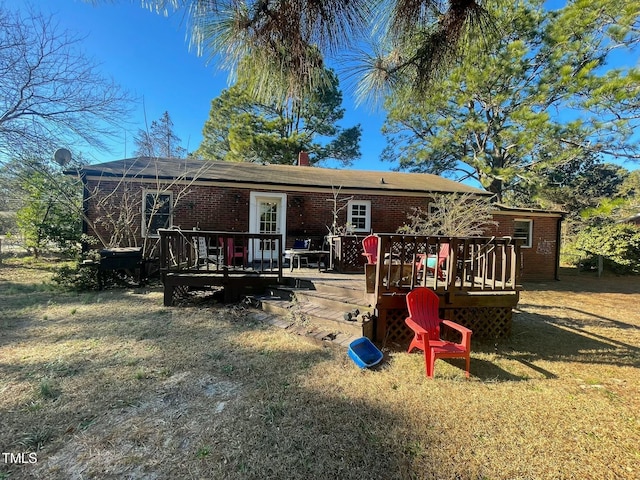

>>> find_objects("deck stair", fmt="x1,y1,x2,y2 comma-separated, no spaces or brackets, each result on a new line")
253,278,375,341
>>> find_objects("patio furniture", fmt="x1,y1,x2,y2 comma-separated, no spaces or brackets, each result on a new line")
294,249,330,271
284,239,328,271
417,243,449,281
405,287,472,378
361,234,378,264
220,237,247,267
284,238,311,269
195,236,222,266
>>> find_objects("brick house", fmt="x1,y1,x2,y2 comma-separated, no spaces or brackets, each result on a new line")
487,205,564,281
75,155,563,281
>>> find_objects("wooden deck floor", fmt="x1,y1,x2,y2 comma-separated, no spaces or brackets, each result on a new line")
284,268,365,291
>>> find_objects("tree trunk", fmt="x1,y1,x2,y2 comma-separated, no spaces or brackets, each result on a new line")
485,177,503,202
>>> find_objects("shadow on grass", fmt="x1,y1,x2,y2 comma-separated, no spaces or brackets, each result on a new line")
469,356,558,381
473,311,640,380
398,307,633,382
524,267,640,295
1,302,432,480
4,275,636,388
0,277,159,348
2,266,638,479
518,302,639,332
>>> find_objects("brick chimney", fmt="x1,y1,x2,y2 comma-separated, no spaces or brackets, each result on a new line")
297,151,310,166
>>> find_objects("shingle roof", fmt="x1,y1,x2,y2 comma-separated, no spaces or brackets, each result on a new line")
493,203,566,216
77,157,490,196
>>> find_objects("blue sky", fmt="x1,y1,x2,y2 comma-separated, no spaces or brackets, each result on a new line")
6,0,389,170
5,0,639,176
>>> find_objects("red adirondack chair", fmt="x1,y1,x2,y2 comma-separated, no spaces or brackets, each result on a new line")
361,235,378,264
405,287,472,378
219,237,247,267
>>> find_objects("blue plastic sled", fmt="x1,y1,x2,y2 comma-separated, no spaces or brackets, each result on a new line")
348,337,383,369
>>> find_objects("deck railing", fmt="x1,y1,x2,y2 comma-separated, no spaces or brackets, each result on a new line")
159,229,283,279
370,234,521,299
328,234,368,272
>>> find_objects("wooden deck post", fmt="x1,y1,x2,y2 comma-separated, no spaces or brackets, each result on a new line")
163,278,174,306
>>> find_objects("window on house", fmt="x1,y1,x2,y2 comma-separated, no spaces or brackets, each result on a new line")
514,219,533,248
347,200,371,233
143,190,172,237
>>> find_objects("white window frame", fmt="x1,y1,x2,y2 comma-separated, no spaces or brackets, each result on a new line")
514,219,533,248
347,200,371,233
142,190,173,238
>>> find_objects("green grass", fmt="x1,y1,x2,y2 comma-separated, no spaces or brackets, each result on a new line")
196,446,211,459
38,378,59,400
0,260,638,479
17,427,53,452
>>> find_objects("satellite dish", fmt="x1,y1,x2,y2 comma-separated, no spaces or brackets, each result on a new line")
54,148,72,166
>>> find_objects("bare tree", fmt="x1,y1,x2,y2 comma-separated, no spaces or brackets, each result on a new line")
72,158,213,258
134,111,186,158
0,5,131,163
398,193,497,237
326,185,353,236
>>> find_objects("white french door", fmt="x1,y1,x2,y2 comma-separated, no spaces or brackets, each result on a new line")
249,192,287,261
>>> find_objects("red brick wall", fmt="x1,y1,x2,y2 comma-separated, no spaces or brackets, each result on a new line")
84,180,254,245
369,195,430,233
271,191,429,248
83,179,145,247
181,185,249,231
486,214,560,281
84,179,560,280
84,180,431,248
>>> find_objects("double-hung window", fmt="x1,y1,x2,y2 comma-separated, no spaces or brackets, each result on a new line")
143,190,172,237
513,219,533,248
347,200,371,233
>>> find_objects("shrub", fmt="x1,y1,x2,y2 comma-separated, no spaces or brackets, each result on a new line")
50,250,99,291
15,171,83,258
51,262,101,291
574,223,640,274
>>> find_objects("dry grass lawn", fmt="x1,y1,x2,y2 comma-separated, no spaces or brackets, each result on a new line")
1,258,638,479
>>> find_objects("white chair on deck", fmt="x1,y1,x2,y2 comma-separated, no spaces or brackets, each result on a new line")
195,237,222,267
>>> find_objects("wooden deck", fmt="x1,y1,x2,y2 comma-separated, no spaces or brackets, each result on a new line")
159,229,284,305
159,230,522,341
365,235,522,342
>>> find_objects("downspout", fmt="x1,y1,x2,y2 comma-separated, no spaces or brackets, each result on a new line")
555,216,562,281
